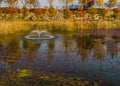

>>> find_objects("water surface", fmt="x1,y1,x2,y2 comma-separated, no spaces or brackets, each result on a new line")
0,29,120,86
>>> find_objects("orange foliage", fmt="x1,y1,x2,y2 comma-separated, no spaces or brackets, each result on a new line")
76,6,86,17
0,7,19,15
114,12,120,18
76,11,86,17
78,6,83,11
63,7,73,19
113,8,120,18
30,8,46,17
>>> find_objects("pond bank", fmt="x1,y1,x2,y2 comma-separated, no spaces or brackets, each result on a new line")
0,69,98,86
0,20,120,36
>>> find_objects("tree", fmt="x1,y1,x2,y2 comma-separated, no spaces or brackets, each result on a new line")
34,8,46,17
33,0,39,8
99,8,107,19
76,6,86,18
93,40,105,61
47,0,54,7
0,0,2,7
59,0,74,8
97,0,104,7
46,6,57,19
20,0,27,6
113,0,118,5
113,8,120,19
26,0,36,4
79,0,95,7
26,0,37,8
108,0,118,8
78,0,88,5
113,0,118,9
4,7,18,16
0,0,5,7
21,0,37,7
21,6,29,17
63,7,72,19
6,0,18,7
87,6,97,19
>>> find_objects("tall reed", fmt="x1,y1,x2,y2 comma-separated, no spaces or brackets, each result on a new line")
0,20,119,36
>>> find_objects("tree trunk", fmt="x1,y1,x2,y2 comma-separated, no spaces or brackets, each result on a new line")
66,0,68,8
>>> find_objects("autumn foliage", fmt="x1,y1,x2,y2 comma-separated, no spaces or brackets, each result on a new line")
46,6,57,18
31,8,46,17
0,7,19,15
113,8,120,19
76,6,86,18
0,0,120,20
63,7,73,19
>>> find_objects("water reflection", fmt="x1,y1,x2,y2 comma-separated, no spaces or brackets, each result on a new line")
0,30,120,85
93,39,105,61
64,40,73,57
107,39,119,58
47,40,55,64
0,36,21,64
75,35,94,61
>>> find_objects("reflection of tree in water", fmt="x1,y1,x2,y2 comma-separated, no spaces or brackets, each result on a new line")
93,39,105,78
76,35,94,61
21,39,41,60
93,40,105,61
107,40,118,59
17,39,41,70
64,40,73,57
0,38,2,48
0,38,4,57
0,36,23,72
22,40,37,50
62,33,74,58
0,36,21,64
81,49,91,61
47,40,55,64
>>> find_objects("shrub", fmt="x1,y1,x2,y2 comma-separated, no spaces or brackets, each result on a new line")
24,13,37,21
113,8,120,19
21,6,29,17
1,7,18,15
34,8,46,17
63,7,73,19
87,6,97,19
46,6,57,19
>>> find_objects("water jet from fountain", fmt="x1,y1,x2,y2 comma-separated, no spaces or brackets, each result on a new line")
25,30,55,40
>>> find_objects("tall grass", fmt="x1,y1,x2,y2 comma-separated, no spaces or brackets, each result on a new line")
0,20,120,36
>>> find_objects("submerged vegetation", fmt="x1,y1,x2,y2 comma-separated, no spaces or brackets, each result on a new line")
0,69,98,86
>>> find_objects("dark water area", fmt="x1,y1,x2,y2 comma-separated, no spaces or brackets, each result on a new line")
0,29,120,86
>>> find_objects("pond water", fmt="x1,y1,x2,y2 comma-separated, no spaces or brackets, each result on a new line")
0,29,120,86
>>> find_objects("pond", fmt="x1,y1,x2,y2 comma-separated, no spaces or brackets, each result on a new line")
0,29,120,86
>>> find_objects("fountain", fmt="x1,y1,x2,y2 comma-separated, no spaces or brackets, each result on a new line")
25,30,55,40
